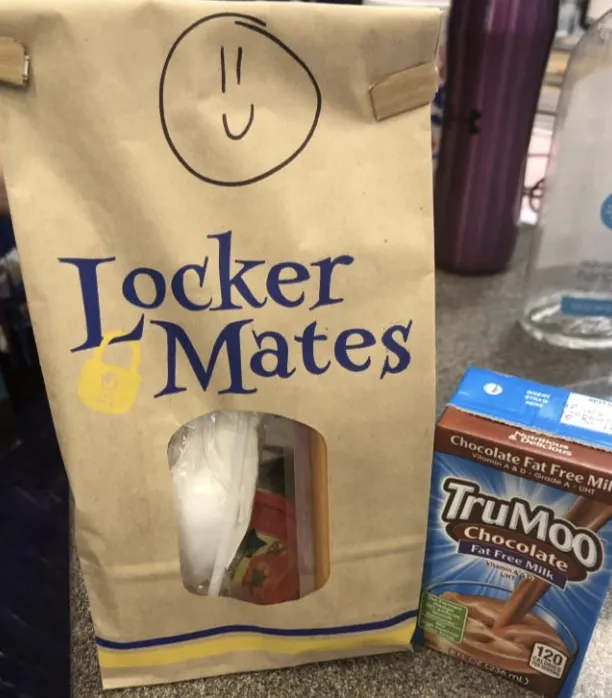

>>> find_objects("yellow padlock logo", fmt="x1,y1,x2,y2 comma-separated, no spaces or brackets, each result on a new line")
77,331,142,415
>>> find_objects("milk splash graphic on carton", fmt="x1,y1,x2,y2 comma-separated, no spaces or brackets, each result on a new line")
416,368,612,698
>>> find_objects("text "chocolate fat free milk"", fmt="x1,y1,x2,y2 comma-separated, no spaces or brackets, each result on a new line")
416,368,612,698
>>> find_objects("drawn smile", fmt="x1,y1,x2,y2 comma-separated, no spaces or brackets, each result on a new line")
222,104,255,140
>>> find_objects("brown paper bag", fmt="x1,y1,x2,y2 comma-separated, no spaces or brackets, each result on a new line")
0,0,439,689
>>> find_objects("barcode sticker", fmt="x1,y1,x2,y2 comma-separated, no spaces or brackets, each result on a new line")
561,393,612,435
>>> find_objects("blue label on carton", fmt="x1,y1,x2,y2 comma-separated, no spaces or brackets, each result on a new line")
450,367,612,452
416,368,612,698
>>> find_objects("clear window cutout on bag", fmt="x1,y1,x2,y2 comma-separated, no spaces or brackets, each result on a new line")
168,412,329,605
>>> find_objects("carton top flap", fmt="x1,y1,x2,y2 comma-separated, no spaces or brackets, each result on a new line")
449,367,612,453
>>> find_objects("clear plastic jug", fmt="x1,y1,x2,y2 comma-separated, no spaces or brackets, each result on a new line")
521,10,612,349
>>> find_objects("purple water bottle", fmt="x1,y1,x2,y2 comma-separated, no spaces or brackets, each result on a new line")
434,0,559,274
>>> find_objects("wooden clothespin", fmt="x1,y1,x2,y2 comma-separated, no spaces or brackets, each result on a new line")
370,62,438,122
0,37,30,88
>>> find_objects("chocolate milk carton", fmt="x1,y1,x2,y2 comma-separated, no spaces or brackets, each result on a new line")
416,367,612,698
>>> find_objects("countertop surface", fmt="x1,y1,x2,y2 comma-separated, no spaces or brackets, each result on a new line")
71,230,612,698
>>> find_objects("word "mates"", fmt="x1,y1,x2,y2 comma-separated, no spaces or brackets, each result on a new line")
60,231,416,397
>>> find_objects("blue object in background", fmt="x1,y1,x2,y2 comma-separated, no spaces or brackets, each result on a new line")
0,215,16,257
0,395,69,698
0,215,69,698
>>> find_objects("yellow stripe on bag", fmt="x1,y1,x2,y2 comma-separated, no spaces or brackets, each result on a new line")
97,620,417,669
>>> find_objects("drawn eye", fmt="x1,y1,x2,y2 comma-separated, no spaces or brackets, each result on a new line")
236,47,243,85
220,47,226,93
220,46,244,93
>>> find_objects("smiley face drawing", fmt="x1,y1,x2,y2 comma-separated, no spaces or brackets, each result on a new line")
159,13,322,187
